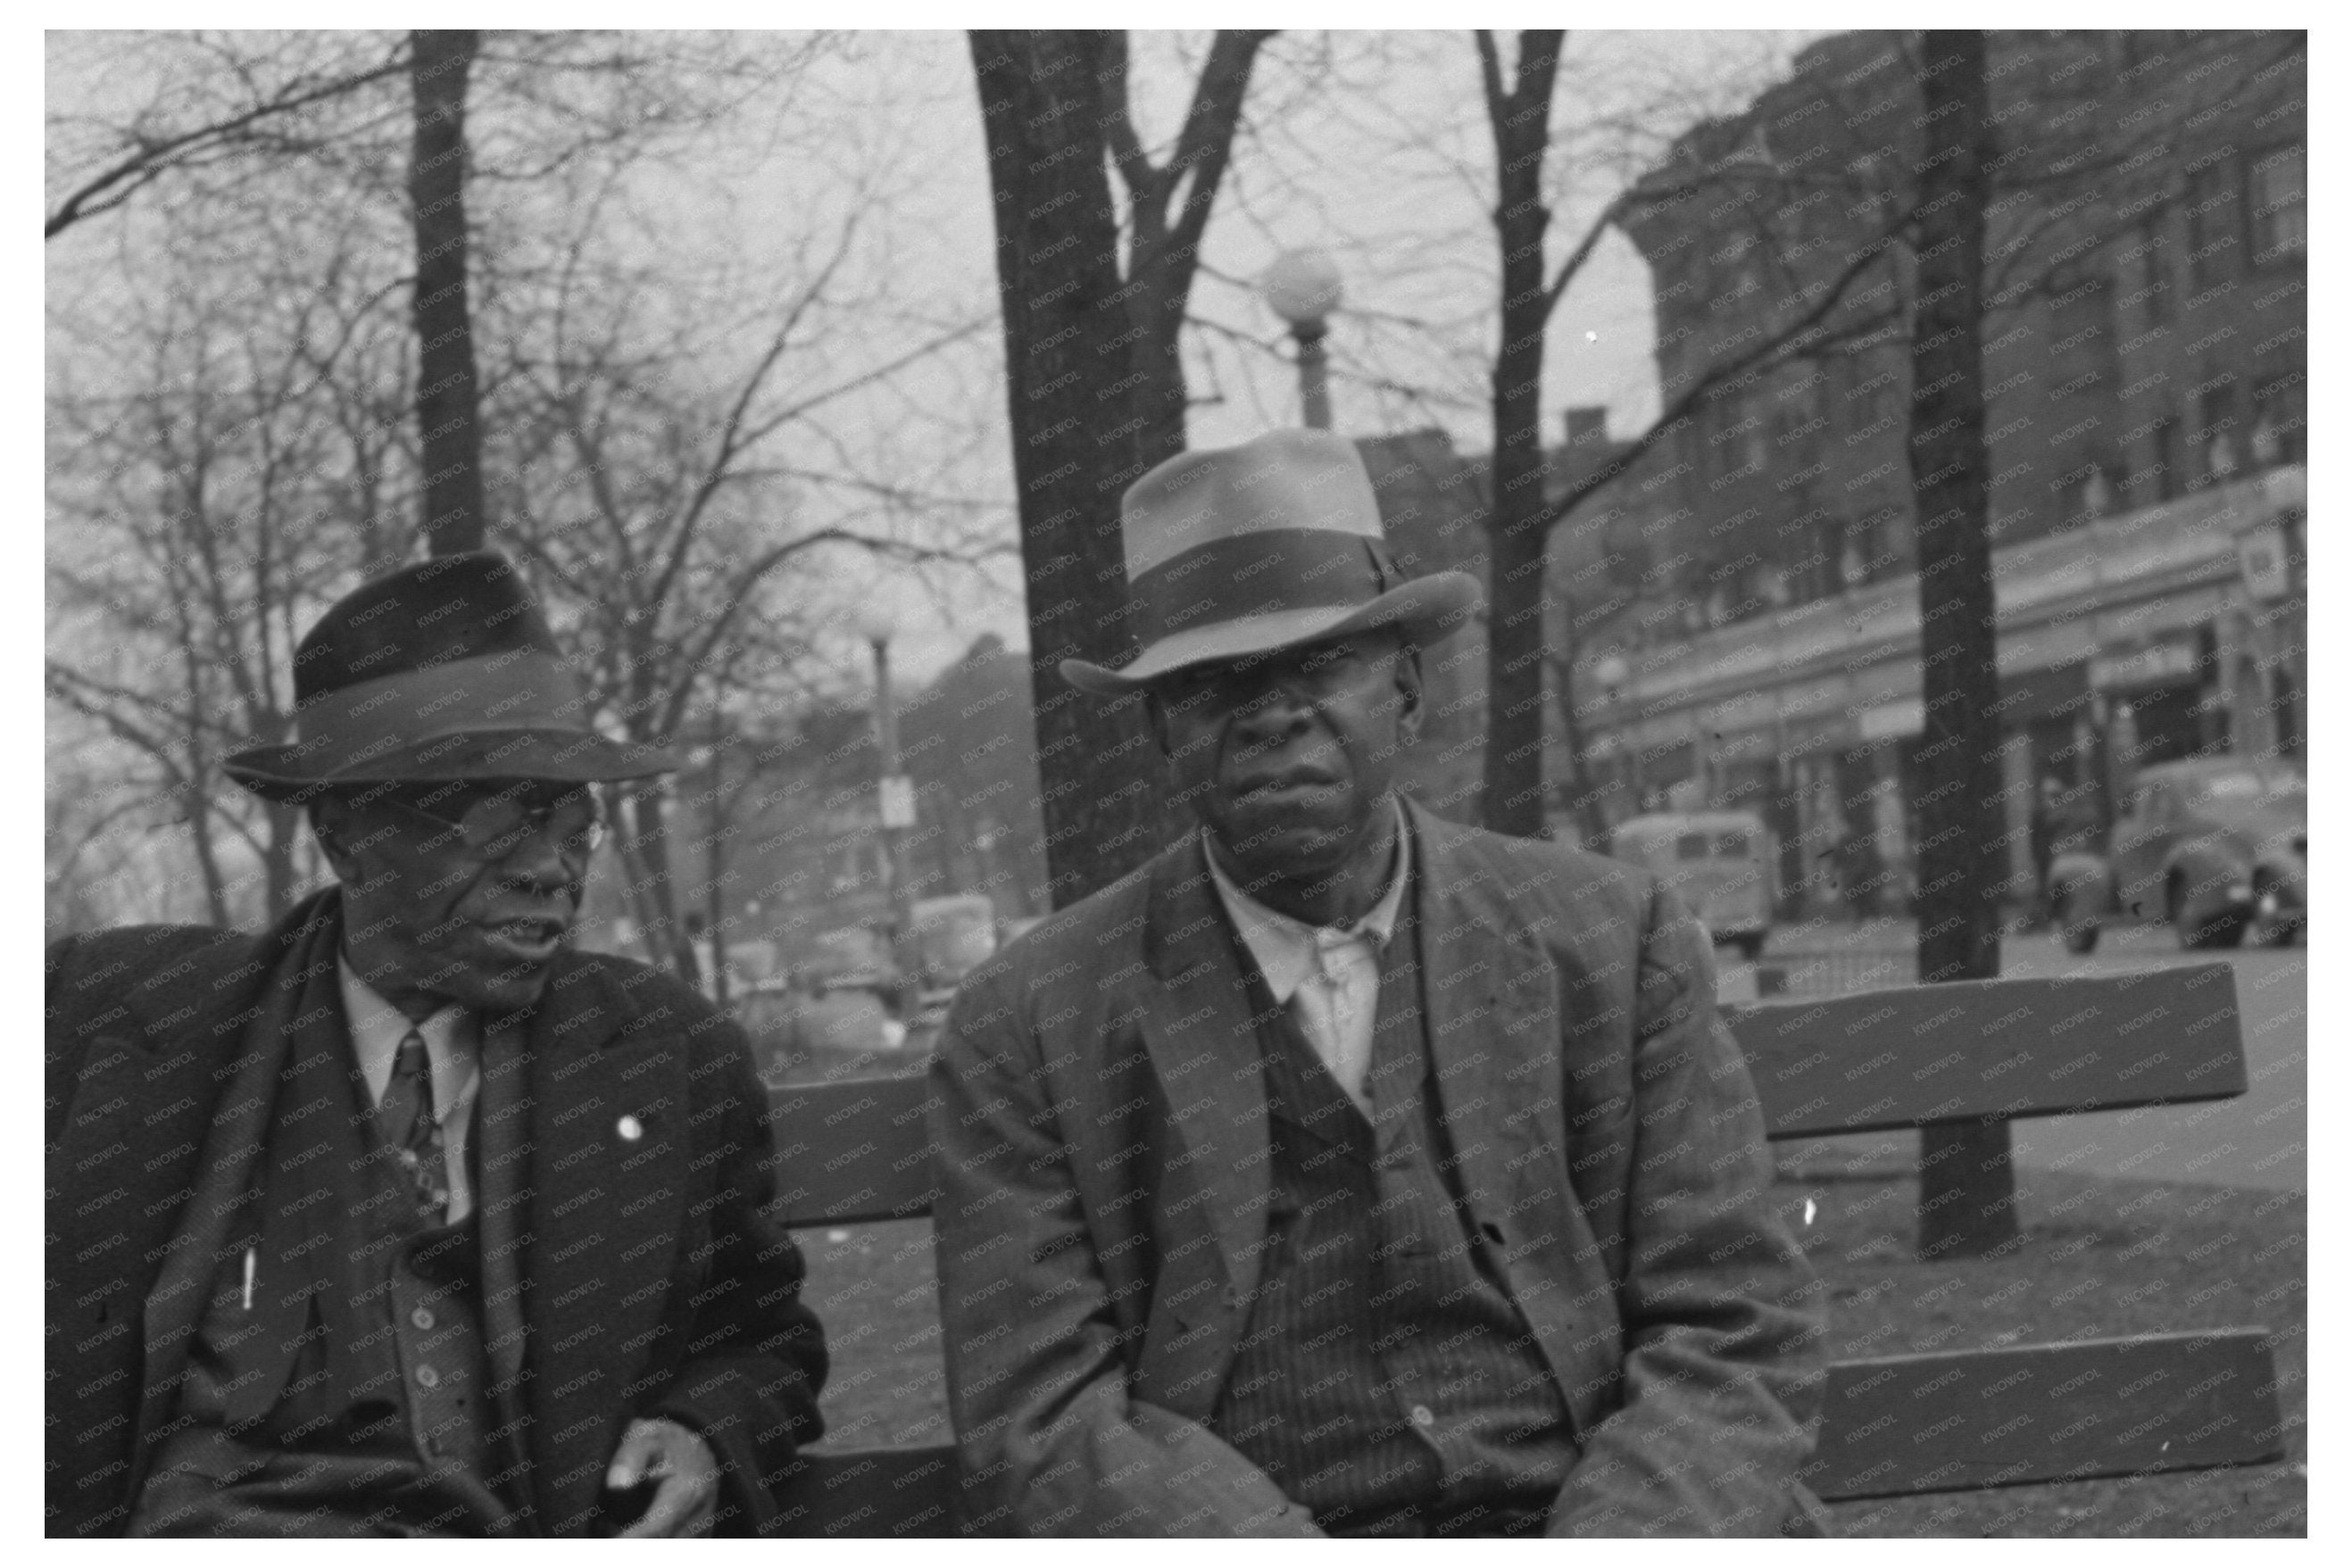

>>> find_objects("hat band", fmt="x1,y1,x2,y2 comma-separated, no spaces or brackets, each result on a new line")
1128,527,1395,653
285,649,594,775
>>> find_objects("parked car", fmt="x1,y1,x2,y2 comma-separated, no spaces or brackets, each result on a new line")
736,925,918,1085
908,893,997,993
2050,759,2305,951
1607,810,1777,960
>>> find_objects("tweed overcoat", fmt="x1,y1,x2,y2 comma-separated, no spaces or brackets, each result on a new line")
928,801,1825,1537
46,887,826,1538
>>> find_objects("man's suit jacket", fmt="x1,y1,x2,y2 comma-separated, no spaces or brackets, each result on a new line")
928,801,1824,1537
46,887,827,1538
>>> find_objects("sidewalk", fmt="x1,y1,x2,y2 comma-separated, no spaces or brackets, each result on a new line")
1762,916,1921,956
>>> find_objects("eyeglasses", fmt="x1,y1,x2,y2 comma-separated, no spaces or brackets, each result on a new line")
386,787,606,860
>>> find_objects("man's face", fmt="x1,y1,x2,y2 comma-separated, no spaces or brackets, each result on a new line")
317,779,599,1018
1151,631,1422,902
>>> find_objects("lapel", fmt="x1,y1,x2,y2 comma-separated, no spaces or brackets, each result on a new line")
510,956,691,1522
131,890,345,1496
1136,837,1276,1311
1406,802,1566,1225
474,1013,533,1434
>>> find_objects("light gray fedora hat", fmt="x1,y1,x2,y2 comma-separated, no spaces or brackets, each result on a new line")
1060,428,1484,695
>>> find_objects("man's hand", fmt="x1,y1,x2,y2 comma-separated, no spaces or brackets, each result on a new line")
604,1417,720,1537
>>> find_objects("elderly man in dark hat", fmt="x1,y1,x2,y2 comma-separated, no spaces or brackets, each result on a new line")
928,430,1825,1538
46,552,826,1538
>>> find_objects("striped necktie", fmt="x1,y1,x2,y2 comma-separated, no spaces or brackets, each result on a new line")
381,1027,451,1223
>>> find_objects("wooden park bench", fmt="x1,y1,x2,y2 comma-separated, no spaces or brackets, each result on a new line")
763,959,2285,1533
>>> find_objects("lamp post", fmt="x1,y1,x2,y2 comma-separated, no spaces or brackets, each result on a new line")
858,610,915,967
1593,652,1640,816
1262,248,1342,430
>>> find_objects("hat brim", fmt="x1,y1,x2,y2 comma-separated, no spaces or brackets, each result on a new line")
223,726,679,805
1060,570,1483,696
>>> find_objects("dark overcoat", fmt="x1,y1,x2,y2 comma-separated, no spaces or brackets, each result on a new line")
46,887,826,1537
928,801,1825,1537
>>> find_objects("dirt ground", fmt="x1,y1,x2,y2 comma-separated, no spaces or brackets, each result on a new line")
788,1163,2305,1537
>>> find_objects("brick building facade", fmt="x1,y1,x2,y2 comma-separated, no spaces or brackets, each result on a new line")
1581,29,2305,912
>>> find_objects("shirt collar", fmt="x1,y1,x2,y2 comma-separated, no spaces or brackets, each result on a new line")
1204,795,1411,1005
337,954,479,1109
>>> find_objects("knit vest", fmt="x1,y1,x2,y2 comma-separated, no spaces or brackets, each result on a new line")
1209,891,1575,1535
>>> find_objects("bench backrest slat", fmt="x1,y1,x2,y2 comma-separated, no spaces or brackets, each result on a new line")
769,1073,937,1228
769,967,2250,1224
1725,962,2245,1140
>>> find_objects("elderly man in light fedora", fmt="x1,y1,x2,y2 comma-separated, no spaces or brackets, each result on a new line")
929,429,1826,1538
46,552,827,1538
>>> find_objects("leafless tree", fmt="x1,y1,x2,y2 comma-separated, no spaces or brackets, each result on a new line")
489,217,998,979
1906,30,2013,1257
46,194,414,925
969,29,1272,907
409,29,487,555
45,30,409,238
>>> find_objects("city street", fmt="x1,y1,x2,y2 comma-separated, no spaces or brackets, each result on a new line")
1728,922,2306,1192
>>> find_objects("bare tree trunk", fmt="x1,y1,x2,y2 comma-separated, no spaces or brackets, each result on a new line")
705,759,731,1008
628,786,701,986
970,29,1267,908
184,795,232,928
971,32,1170,908
601,782,665,964
1476,31,1566,840
262,801,302,923
1907,29,2015,1260
409,28,486,557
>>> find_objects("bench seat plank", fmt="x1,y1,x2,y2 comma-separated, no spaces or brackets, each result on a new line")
773,1445,967,1538
1804,1328,2284,1499
774,1324,2286,1531
1725,963,2245,1141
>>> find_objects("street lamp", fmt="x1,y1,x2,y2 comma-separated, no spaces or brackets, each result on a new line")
1262,248,1342,430
857,610,916,967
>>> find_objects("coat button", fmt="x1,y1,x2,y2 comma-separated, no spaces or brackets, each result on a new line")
416,1365,441,1390
1409,1404,1435,1430
617,1115,644,1142
411,1307,436,1332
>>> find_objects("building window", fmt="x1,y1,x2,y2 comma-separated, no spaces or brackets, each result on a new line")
2195,379,2240,485
2252,374,2305,465
2048,269,2115,394
2151,414,2183,500
2123,220,2171,331
2249,145,2306,265
2185,162,2241,293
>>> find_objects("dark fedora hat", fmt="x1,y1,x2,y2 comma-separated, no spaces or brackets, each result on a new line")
223,551,677,803
1060,428,1484,695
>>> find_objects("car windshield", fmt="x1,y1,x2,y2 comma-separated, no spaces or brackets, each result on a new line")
2187,772,2304,810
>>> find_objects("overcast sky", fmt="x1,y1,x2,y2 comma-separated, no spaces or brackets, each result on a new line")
46,28,1824,684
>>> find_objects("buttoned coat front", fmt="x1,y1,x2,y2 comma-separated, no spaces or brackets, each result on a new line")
46,887,827,1538
928,802,1824,1537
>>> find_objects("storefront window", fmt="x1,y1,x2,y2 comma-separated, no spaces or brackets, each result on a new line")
2185,162,2241,293
2250,145,2306,265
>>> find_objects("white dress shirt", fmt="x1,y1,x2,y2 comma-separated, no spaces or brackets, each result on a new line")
1204,798,1411,1118
338,957,483,1223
